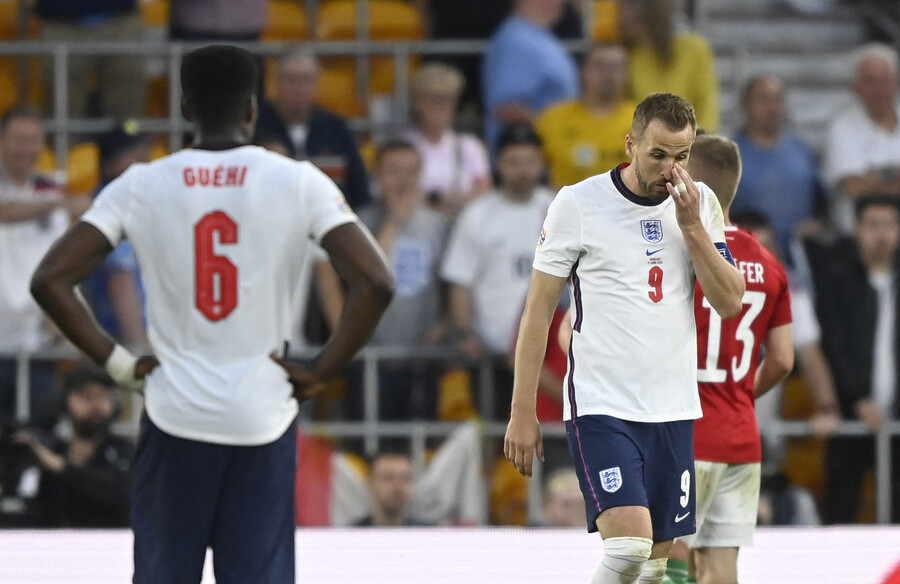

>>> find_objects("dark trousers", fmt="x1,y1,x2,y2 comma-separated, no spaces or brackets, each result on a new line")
131,415,297,584
823,434,900,524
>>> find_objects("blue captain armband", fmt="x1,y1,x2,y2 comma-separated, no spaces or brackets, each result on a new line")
715,241,736,266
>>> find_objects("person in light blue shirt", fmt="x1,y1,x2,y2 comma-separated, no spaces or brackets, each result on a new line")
482,0,579,153
731,76,825,265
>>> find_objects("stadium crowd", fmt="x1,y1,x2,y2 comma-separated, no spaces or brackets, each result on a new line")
0,0,899,534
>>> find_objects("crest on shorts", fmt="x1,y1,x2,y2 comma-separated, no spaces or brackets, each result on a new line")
599,466,623,493
641,220,663,244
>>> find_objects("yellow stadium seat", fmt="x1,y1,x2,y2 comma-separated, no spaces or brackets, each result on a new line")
315,59,367,118
315,0,423,41
66,143,100,195
592,0,621,42
0,0,39,40
37,148,56,175
263,0,310,41
489,455,528,526
140,0,170,28
145,75,169,118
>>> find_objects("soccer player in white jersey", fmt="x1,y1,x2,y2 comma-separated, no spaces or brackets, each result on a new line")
505,93,745,584
30,45,393,584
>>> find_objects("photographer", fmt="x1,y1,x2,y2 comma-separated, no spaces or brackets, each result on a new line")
13,366,132,527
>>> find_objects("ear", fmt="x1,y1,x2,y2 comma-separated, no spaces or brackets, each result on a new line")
181,97,194,123
245,94,258,125
625,134,635,158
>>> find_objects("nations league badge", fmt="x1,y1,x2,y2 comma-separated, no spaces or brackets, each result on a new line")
641,219,663,244
599,466,623,493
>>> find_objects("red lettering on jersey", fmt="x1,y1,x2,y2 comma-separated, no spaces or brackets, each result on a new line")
238,167,247,185
184,168,195,186
213,166,224,187
183,166,247,187
198,168,210,186
226,167,239,185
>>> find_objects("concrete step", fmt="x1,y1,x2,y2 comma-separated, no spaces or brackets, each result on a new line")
705,17,865,51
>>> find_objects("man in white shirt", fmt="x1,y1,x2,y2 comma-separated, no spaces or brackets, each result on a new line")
30,45,393,584
824,43,900,233
505,93,745,584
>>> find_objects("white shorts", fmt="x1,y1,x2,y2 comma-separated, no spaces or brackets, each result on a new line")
677,460,760,549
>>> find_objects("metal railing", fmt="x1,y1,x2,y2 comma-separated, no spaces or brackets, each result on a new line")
3,347,898,524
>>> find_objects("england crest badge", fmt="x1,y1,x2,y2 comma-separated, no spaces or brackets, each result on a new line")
641,220,663,243
599,466,623,493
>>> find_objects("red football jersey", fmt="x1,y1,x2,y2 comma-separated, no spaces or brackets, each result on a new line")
693,225,792,463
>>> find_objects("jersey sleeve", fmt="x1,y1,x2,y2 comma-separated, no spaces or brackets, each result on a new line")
300,161,358,243
440,204,481,286
80,168,137,247
532,186,582,278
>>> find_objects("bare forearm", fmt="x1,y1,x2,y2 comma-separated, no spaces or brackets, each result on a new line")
511,310,552,414
797,343,840,411
840,170,900,200
684,228,744,318
754,357,790,399
448,285,476,333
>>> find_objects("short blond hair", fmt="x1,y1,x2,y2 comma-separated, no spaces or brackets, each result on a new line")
688,133,742,211
411,62,465,98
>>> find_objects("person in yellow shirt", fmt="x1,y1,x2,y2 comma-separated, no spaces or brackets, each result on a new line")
619,0,720,132
535,44,637,189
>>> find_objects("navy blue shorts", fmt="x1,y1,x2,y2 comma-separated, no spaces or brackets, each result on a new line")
566,414,696,542
131,415,297,584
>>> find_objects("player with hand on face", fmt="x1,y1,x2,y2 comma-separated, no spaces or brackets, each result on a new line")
30,45,393,583
505,93,744,584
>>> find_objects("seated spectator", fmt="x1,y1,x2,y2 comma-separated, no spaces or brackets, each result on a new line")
81,121,150,348
540,467,584,527
34,0,146,120
355,448,431,527
824,43,900,233
482,0,579,153
441,123,555,419
732,76,826,264
255,50,371,209
618,0,720,131
405,62,491,218
0,107,90,420
13,366,132,527
351,140,449,421
801,195,900,523
535,43,636,189
757,470,821,526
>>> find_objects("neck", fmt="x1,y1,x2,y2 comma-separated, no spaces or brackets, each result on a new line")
193,128,250,148
582,93,620,115
421,124,445,142
372,507,406,527
744,125,780,148
2,162,29,185
516,3,555,28
866,105,898,131
864,253,895,274
502,185,535,202
619,164,644,197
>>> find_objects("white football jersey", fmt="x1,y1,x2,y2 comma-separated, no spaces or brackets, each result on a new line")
441,188,555,353
82,145,357,445
534,165,726,422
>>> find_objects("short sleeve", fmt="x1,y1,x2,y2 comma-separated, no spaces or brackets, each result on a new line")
532,186,582,278
769,271,793,330
461,134,490,181
823,114,868,187
81,169,136,248
300,161,359,243
789,281,820,348
698,183,726,245
440,204,482,286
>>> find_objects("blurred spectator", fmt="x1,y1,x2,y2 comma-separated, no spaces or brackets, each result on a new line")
535,43,636,189
405,63,491,218
618,0,720,131
34,0,146,120
14,365,132,527
355,449,431,527
352,140,449,421
732,76,826,264
169,0,264,41
540,467,583,527
757,470,821,526
482,0,579,152
81,121,150,348
441,123,555,419
824,43,900,234
0,107,89,420
801,195,900,523
255,50,372,209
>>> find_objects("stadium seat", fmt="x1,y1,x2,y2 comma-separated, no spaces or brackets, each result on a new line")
314,58,367,118
489,455,528,526
262,0,310,41
315,0,423,41
139,0,170,28
0,0,39,40
592,0,622,42
65,142,100,195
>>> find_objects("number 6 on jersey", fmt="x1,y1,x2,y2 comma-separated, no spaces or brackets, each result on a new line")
194,210,238,321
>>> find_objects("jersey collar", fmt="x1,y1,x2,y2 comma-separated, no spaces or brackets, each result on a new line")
612,163,666,207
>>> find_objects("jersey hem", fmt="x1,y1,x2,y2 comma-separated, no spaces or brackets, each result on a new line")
562,406,702,423
145,403,299,446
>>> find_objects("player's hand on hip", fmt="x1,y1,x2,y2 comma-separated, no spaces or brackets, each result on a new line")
668,164,702,231
135,355,160,379
504,413,544,477
270,355,328,403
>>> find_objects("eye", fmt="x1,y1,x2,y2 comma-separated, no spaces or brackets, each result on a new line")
651,153,665,160
677,154,688,161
